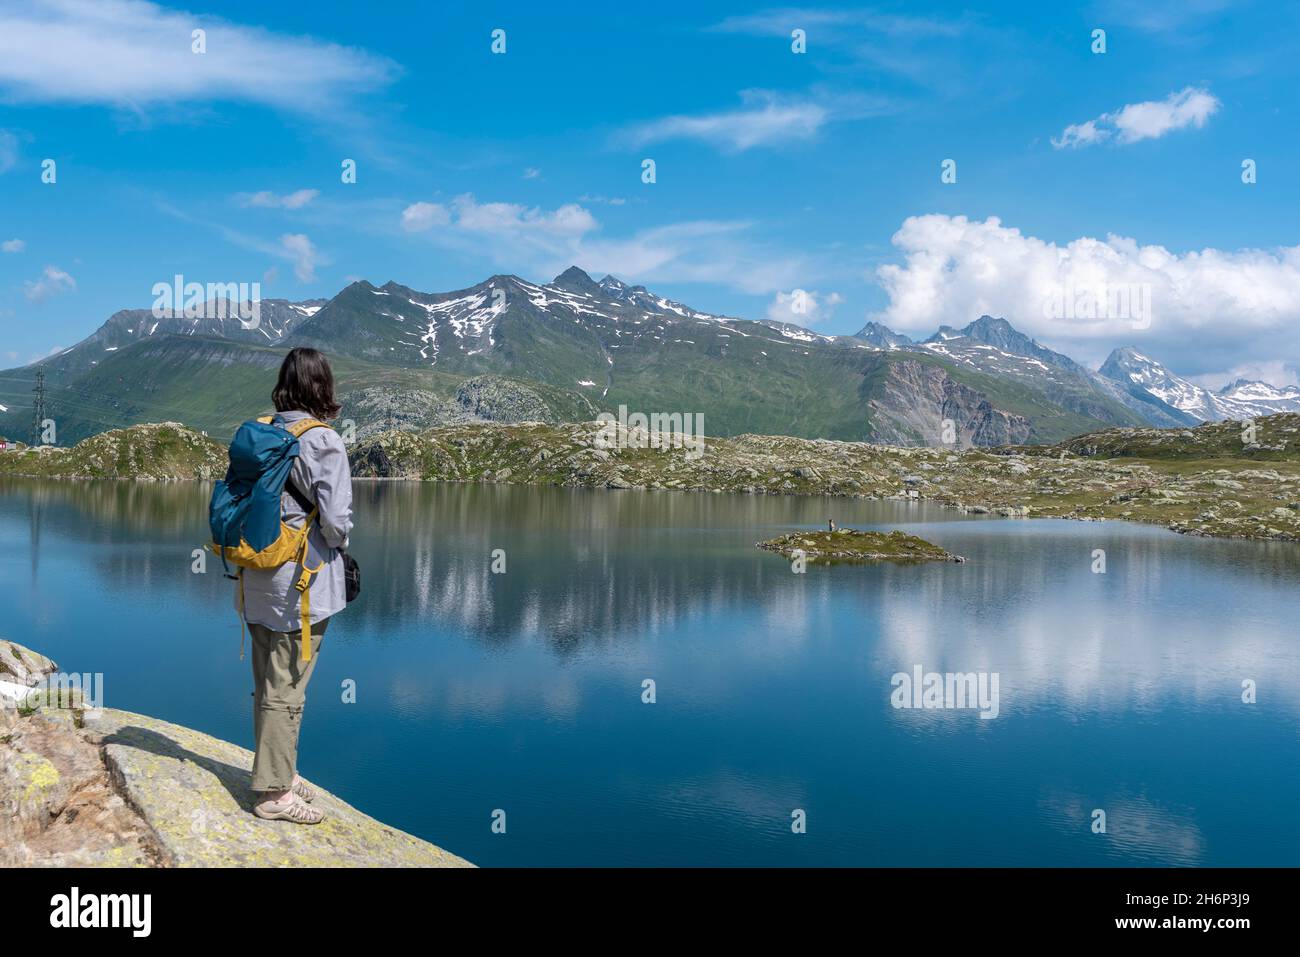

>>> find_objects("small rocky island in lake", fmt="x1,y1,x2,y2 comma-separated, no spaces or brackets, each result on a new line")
757,529,965,565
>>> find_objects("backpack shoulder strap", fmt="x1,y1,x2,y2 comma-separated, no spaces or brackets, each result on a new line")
286,418,331,439
285,475,316,513
283,418,330,513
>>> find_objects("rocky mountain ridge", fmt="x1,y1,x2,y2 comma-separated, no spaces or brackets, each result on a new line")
2,267,1294,448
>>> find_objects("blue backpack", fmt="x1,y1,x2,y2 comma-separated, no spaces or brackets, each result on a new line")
208,415,330,661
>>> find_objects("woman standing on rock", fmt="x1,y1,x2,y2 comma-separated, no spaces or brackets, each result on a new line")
237,348,353,824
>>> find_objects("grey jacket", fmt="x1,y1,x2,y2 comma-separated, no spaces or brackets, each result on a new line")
236,410,354,631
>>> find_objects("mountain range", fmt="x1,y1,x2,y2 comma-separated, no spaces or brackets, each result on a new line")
1,266,1296,447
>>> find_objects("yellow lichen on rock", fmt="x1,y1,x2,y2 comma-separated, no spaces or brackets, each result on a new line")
20,754,61,801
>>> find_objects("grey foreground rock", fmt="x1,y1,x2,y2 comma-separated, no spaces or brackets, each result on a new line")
0,639,58,687
1,639,472,868
82,709,473,868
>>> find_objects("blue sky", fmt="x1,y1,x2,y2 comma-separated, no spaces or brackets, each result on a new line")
1,0,1298,384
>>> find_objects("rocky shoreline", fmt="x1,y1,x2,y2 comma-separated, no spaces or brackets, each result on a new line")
343,414,1300,543
0,639,471,868
4,414,1300,543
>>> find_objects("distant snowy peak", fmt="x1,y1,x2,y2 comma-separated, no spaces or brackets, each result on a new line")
1100,347,1188,394
923,316,1080,370
350,268,775,369
1099,348,1216,419
1217,378,1300,400
1098,348,1300,421
1213,379,1300,416
46,297,329,374
551,269,828,344
853,321,913,350
925,326,963,342
551,265,604,297
587,269,733,324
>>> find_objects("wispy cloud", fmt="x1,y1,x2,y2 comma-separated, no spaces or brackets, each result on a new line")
618,89,880,152
1,238,24,253
1053,86,1220,149
24,265,75,302
710,7,967,40
156,198,326,284
707,6,1009,93
277,234,318,282
399,195,808,294
238,189,319,210
0,0,398,116
1087,0,1238,37
0,129,18,172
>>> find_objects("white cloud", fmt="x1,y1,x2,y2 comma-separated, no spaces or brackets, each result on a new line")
401,194,595,245
1050,119,1107,150
400,201,451,232
621,90,831,152
870,213,1300,378
450,195,597,240
278,234,318,282
1052,87,1220,148
522,167,541,179
0,0,398,115
766,289,842,326
23,265,75,302
240,189,319,209
1,238,24,252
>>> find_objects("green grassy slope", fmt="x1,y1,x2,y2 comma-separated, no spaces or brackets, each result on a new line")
0,336,467,444
0,333,604,446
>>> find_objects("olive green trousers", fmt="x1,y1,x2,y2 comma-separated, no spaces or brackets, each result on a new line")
248,618,328,793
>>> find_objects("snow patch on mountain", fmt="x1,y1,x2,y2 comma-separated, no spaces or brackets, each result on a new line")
1099,348,1300,421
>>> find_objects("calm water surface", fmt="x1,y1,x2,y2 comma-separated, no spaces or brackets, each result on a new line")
2,477,1298,866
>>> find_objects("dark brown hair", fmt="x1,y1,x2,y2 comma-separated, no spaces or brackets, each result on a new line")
273,347,341,420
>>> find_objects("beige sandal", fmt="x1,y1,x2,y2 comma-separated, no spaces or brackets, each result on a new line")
254,794,324,824
292,776,316,803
